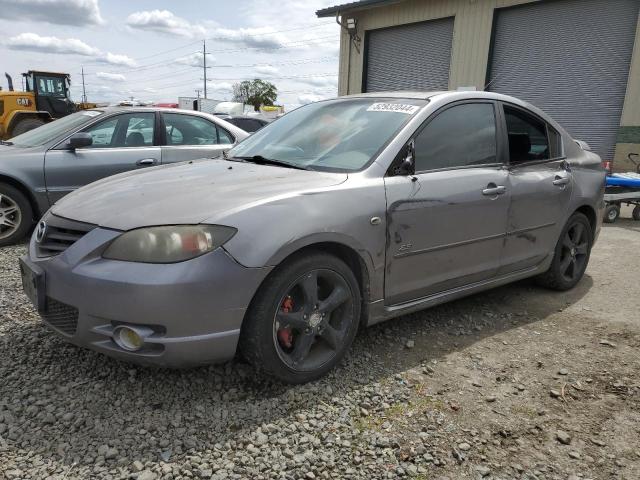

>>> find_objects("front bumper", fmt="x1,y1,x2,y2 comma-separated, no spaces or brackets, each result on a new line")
25,226,272,367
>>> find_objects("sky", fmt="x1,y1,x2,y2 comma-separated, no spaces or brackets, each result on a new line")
0,0,342,110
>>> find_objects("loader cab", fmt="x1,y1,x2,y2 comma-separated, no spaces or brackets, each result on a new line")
23,71,76,118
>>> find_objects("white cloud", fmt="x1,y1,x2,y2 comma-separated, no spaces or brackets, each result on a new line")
254,65,279,76
96,72,126,82
298,76,338,88
100,52,136,67
175,52,207,68
298,93,326,105
6,33,136,67
126,10,207,38
211,27,289,50
0,0,103,26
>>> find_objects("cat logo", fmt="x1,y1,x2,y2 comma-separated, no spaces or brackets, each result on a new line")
17,97,32,107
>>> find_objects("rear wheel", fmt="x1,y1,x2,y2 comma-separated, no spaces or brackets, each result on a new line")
240,252,361,384
632,205,640,221
603,204,620,223
11,117,45,137
536,212,592,291
0,183,33,247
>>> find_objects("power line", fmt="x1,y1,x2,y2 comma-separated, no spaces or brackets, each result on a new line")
93,36,338,75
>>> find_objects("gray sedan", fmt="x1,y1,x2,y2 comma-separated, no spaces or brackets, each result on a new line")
0,107,248,246
20,91,605,383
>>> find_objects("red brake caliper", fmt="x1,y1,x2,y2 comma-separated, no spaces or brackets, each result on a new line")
278,296,294,349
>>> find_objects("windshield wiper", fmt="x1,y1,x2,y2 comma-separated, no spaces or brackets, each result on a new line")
0,140,13,146
232,155,311,171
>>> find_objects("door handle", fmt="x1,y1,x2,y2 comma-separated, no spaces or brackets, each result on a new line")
553,176,570,186
482,185,507,196
136,158,157,167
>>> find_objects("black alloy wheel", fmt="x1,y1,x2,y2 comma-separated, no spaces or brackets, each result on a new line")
240,252,361,383
536,212,592,291
558,221,590,284
273,268,353,372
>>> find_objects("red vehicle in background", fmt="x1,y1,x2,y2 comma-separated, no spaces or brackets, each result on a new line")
153,103,178,108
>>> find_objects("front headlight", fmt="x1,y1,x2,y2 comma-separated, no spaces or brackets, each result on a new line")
103,225,237,263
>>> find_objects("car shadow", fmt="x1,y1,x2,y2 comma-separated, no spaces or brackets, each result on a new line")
0,273,593,468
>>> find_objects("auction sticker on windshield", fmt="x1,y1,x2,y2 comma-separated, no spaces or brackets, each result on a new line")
367,103,420,114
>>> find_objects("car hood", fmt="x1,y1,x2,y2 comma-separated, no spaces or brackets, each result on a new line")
52,159,348,230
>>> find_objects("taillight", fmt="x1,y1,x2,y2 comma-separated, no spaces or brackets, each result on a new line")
602,161,611,173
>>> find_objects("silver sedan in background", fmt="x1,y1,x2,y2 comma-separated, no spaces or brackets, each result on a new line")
20,91,605,383
0,107,248,246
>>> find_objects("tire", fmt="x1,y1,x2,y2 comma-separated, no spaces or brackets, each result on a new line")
536,212,593,291
240,251,361,384
603,204,620,224
0,183,33,247
10,117,46,137
633,205,640,221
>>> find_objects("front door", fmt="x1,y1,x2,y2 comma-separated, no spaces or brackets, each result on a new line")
498,104,573,274
44,112,161,204
384,101,510,305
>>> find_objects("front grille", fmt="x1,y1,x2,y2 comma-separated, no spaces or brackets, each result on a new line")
36,214,96,257
41,297,78,336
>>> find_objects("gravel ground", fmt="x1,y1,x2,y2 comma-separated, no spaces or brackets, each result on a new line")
1,211,639,480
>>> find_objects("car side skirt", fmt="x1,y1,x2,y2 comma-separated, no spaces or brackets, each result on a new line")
366,255,552,326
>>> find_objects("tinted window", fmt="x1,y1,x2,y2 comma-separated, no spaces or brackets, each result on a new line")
504,106,549,162
10,110,101,147
83,113,155,148
163,114,222,145
414,103,497,171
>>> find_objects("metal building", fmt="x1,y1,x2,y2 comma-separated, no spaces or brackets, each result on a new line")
317,0,640,168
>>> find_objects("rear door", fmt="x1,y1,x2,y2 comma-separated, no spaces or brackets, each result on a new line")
160,112,236,163
384,101,510,305
498,103,573,275
44,112,161,204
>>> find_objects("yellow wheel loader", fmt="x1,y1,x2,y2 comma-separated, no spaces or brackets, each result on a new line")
0,71,78,140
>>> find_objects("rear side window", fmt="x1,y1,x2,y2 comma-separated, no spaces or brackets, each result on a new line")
164,114,217,145
414,103,498,171
504,106,550,162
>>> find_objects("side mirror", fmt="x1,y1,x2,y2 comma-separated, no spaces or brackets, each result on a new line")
67,132,93,150
393,140,416,176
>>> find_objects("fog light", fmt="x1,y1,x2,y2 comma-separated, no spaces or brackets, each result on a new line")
113,325,153,351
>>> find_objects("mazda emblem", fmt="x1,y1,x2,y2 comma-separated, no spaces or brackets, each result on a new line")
35,221,47,243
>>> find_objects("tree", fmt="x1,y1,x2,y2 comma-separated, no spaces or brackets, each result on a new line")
232,79,277,111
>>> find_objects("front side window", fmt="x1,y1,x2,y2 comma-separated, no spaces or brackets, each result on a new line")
83,112,155,149
228,98,427,172
163,114,221,145
504,106,550,163
414,103,498,172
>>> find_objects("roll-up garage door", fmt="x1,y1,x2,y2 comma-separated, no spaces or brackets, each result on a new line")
364,17,454,92
487,0,639,161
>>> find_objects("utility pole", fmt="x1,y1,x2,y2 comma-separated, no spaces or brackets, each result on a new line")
81,66,87,103
203,40,208,99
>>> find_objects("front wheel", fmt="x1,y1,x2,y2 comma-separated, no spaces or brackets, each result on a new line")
0,183,33,247
240,252,361,384
536,212,593,291
632,205,640,221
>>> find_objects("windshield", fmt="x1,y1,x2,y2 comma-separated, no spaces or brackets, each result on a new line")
9,110,102,147
227,98,427,172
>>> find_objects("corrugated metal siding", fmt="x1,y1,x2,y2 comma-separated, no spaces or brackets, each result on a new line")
487,0,639,160
364,17,454,92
